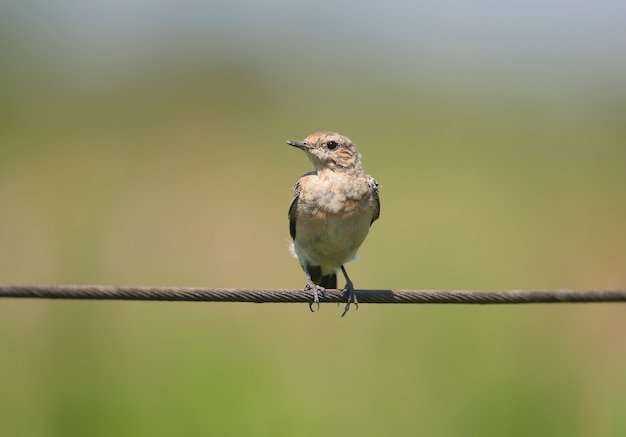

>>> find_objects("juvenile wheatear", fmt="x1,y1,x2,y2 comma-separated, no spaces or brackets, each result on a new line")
287,131,380,316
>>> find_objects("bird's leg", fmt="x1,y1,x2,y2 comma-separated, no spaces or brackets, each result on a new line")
340,265,358,317
303,266,325,312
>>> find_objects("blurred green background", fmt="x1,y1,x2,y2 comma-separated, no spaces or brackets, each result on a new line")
1,2,626,436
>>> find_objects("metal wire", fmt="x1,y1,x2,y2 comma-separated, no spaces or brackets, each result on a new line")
1,284,625,304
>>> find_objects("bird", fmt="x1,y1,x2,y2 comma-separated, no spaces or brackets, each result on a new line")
287,131,380,316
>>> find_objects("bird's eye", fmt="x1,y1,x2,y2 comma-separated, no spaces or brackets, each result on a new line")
326,141,338,150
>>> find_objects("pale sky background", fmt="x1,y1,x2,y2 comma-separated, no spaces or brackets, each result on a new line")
2,0,625,91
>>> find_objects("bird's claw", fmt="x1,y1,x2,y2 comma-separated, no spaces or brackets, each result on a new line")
341,285,358,317
305,283,325,312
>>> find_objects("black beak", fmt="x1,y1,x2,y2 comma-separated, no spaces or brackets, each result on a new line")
287,140,308,150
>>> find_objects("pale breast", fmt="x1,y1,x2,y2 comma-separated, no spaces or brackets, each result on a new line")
294,173,377,269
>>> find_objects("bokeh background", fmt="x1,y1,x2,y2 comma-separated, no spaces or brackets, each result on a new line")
1,1,626,436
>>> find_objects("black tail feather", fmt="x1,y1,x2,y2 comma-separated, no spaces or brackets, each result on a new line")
319,273,337,289
305,264,337,289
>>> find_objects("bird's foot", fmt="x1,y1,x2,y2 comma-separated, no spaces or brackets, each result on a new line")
304,283,326,312
341,283,358,317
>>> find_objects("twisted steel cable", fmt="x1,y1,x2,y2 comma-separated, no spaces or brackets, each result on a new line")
1,284,625,304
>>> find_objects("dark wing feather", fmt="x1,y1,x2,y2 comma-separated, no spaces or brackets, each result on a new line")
368,176,381,225
288,171,317,240
288,180,301,240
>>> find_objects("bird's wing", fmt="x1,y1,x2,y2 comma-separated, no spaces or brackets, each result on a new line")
288,171,317,240
288,181,301,240
368,176,381,225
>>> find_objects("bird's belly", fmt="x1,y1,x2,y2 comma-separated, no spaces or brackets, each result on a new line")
294,209,371,270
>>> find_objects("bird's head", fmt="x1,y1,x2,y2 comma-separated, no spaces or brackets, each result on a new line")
287,132,362,173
